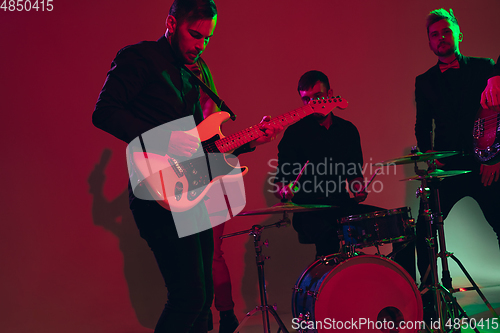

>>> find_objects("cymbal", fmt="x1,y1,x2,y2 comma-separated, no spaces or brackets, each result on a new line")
380,151,460,165
400,169,471,181
239,202,337,216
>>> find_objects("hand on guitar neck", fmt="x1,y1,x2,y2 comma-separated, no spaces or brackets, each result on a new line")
248,115,284,148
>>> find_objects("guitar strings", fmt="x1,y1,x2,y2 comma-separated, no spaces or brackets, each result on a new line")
476,114,500,130
201,101,337,153
208,107,312,153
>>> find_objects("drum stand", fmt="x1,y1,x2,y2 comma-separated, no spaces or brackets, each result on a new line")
221,214,291,333
415,163,500,332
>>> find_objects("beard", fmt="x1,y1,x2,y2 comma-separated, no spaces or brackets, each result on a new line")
432,42,456,58
170,31,198,64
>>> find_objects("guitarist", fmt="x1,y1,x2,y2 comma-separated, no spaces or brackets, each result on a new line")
92,1,281,333
414,8,500,320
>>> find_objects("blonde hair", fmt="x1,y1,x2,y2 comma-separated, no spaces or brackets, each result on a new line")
426,8,459,35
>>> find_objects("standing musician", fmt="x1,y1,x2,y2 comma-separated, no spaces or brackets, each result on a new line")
92,1,281,332
414,8,500,319
273,70,380,258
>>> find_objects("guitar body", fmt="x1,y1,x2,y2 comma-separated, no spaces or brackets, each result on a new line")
132,112,248,212
473,107,500,165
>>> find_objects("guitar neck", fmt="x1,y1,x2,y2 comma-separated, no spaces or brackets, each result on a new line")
215,104,315,153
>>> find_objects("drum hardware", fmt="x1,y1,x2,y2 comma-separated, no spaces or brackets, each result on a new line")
239,202,336,216
408,147,500,332
400,169,471,181
416,171,469,332
233,200,336,332
221,215,292,333
380,150,460,165
405,217,417,229
337,207,415,257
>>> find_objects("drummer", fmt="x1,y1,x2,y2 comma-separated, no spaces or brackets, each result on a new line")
273,70,383,258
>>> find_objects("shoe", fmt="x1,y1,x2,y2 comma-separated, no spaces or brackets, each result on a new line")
219,310,239,333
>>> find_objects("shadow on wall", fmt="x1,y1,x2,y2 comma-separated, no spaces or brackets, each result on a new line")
88,148,166,329
240,177,316,316
402,144,500,287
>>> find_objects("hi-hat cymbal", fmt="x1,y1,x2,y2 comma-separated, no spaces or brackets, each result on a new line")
239,202,337,216
380,151,460,165
400,169,471,181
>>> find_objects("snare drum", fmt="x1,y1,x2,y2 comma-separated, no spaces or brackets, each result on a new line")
292,254,422,333
338,207,415,249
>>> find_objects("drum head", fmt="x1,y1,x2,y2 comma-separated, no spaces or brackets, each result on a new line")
314,255,422,333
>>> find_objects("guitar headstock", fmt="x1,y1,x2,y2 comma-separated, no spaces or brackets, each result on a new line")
308,96,348,116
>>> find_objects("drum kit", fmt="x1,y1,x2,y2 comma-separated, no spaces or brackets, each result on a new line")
222,149,499,333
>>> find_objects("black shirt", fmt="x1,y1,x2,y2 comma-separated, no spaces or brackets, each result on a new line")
415,55,494,170
274,114,363,205
93,35,203,145
93,36,206,209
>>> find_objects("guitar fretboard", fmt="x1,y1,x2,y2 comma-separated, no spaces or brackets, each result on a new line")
215,104,314,153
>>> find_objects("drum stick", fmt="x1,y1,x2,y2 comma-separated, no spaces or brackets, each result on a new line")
291,160,309,190
359,167,381,192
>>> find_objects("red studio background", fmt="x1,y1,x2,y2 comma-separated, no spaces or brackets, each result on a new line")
1,1,499,332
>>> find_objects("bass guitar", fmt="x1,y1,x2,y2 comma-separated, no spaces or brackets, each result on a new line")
130,97,348,212
473,107,500,165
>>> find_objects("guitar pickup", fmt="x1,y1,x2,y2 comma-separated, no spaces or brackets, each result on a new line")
473,119,484,139
168,158,185,178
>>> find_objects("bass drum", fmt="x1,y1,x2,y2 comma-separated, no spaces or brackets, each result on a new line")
292,254,422,333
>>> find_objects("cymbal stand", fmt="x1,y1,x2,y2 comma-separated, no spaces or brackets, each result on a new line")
221,214,291,333
414,161,498,332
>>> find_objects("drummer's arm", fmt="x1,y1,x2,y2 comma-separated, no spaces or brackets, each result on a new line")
275,182,295,201
349,177,367,203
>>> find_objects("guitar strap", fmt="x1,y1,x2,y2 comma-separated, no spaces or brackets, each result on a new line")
183,64,237,121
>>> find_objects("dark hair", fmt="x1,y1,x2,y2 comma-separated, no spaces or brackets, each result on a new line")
426,8,459,35
169,0,217,23
297,70,330,93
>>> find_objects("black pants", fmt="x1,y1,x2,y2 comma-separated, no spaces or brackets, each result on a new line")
131,200,214,333
416,171,500,286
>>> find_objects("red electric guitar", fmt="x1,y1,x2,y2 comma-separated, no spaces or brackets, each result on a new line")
129,97,348,212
